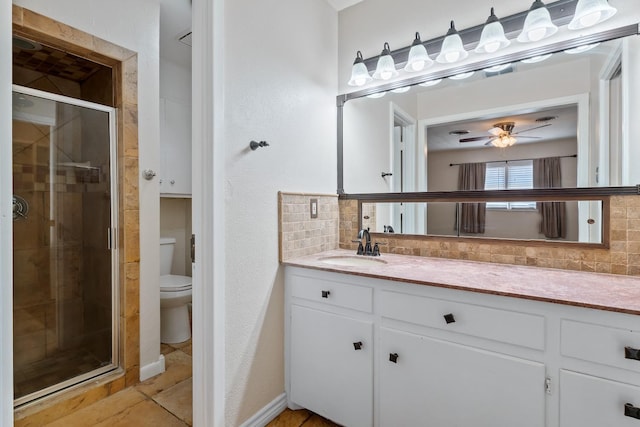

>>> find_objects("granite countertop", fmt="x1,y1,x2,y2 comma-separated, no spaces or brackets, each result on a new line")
284,249,640,315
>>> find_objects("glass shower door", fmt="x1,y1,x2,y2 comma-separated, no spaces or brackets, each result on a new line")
12,86,118,405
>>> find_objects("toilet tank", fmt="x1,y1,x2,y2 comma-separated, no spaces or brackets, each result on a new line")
160,237,176,276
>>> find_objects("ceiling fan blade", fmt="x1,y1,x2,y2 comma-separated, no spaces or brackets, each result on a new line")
513,123,552,134
515,135,542,139
459,136,492,143
484,139,497,146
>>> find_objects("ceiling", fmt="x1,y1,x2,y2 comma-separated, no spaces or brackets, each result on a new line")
426,105,578,152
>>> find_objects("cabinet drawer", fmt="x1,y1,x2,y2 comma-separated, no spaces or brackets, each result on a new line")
290,274,373,313
560,370,640,426
380,290,545,350
561,320,640,372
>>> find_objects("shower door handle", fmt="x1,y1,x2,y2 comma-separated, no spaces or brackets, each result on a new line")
107,228,113,250
191,234,196,263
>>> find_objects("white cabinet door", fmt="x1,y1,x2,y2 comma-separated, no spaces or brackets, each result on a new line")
560,370,640,427
290,305,373,427
160,97,191,195
379,327,546,427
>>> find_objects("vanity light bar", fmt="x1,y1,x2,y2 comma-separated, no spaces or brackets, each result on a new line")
339,23,639,104
350,0,623,87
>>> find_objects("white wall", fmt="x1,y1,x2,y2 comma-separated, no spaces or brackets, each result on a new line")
221,0,337,423
1,2,13,425
13,0,162,377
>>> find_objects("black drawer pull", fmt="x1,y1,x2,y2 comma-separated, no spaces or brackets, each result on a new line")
389,353,399,363
625,403,640,419
353,341,363,350
321,290,331,298
626,347,640,361
444,313,456,324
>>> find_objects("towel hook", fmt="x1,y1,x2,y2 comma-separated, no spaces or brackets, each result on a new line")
250,140,270,151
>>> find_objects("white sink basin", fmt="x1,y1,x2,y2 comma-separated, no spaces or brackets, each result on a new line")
319,255,387,267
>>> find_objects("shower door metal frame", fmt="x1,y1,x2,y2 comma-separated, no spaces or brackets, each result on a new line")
12,85,120,407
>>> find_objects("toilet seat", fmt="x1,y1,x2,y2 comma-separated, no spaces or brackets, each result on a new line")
160,274,192,292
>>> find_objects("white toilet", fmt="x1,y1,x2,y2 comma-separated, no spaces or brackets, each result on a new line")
160,237,192,344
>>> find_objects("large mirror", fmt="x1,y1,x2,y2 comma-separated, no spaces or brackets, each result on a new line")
342,31,640,195
340,28,639,242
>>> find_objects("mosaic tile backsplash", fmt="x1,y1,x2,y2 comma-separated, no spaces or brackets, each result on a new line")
340,196,640,276
278,192,339,262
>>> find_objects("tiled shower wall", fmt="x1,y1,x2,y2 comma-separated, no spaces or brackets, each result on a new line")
340,195,640,276
278,192,339,262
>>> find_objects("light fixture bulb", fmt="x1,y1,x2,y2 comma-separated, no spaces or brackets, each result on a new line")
391,86,411,94
404,32,433,72
372,42,399,80
568,0,617,30
484,63,511,73
517,0,558,43
436,21,468,64
347,51,372,87
366,92,386,99
564,43,600,54
476,8,511,54
492,135,517,148
449,71,475,81
521,53,552,64
418,79,443,87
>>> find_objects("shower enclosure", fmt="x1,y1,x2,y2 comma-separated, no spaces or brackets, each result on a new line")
12,86,118,406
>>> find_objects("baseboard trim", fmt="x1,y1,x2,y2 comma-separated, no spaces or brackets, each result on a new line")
240,392,287,427
140,354,165,381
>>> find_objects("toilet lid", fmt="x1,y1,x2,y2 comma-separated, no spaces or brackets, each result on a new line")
160,274,192,292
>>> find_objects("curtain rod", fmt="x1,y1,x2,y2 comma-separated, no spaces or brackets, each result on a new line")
449,154,577,167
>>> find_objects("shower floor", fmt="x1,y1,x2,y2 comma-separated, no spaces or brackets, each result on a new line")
14,346,106,400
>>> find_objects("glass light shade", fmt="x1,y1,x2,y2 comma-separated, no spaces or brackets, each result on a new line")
448,71,475,80
391,86,411,94
476,8,510,54
564,43,600,54
484,63,511,73
372,43,399,80
568,0,617,30
366,92,386,99
404,33,433,72
347,51,372,87
517,1,558,43
521,53,552,64
418,79,442,87
436,21,468,64
492,135,517,148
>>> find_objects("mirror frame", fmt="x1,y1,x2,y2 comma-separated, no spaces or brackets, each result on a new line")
336,24,640,196
346,187,637,249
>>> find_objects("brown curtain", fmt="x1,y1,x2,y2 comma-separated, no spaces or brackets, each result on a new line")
533,157,566,239
457,163,486,234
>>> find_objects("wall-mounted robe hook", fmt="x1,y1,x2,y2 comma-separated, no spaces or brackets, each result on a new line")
381,172,393,178
250,140,270,150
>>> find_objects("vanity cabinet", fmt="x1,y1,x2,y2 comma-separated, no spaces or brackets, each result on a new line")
160,97,192,196
285,265,640,427
287,273,374,427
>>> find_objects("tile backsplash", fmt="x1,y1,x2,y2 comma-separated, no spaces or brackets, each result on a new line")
278,192,339,262
339,195,640,276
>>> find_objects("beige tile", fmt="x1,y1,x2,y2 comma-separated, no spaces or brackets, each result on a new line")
153,379,192,426
46,388,146,427
92,399,187,427
180,344,192,356
136,350,192,397
161,343,176,356
267,408,312,427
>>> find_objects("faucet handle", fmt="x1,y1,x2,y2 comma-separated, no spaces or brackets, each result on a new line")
352,240,364,255
372,242,387,257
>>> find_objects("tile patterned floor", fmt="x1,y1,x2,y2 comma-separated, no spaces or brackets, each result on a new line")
42,341,193,426
38,338,337,427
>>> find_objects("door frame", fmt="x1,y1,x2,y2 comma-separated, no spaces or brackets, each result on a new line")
1,2,14,425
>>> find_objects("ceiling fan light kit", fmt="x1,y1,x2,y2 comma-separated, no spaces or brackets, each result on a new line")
346,0,623,87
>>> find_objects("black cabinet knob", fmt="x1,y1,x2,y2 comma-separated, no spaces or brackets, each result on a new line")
625,403,640,419
625,347,640,361
321,290,331,298
353,341,363,350
389,353,399,363
444,313,456,324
